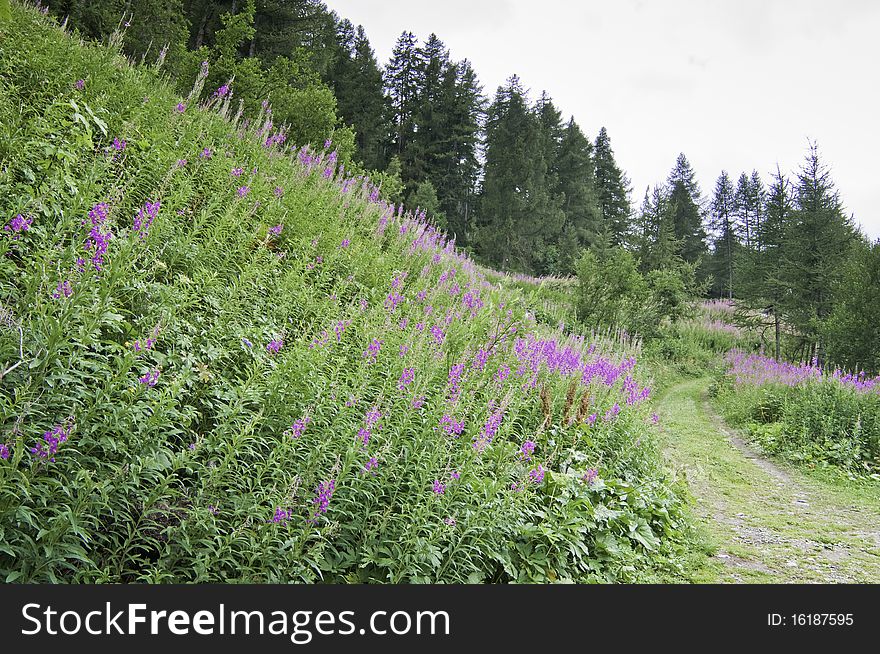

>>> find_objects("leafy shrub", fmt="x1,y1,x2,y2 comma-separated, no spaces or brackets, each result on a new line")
715,353,880,473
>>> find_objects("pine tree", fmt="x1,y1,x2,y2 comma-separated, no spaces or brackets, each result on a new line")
738,166,793,360
634,185,678,272
709,171,738,299
554,118,601,269
385,31,420,161
593,127,632,247
329,22,388,170
824,239,880,374
779,143,857,362
666,153,707,266
433,59,483,244
477,76,564,273
749,170,766,249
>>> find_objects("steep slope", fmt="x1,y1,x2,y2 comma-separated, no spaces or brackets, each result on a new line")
0,5,688,583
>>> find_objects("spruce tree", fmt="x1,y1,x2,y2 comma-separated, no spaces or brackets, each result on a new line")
434,59,483,244
554,118,601,269
385,31,420,160
593,127,632,247
780,143,857,362
477,76,563,273
709,171,738,299
666,153,707,266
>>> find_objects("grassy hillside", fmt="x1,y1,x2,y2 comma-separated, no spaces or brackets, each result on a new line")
0,5,691,583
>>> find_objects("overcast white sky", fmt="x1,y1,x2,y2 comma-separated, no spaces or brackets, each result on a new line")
327,0,880,239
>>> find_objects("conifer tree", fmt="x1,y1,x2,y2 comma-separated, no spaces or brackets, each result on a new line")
593,127,632,247
385,31,420,160
709,171,738,299
477,76,563,273
554,118,601,269
779,143,857,362
666,153,707,266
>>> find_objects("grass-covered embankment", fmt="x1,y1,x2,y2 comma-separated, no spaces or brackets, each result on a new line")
0,4,690,583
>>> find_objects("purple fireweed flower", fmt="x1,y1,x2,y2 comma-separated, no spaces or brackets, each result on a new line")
133,199,160,240
651,412,660,425
84,202,112,271
495,364,510,384
364,457,378,474
30,422,72,463
133,328,158,352
241,337,253,349
399,344,409,357
311,480,336,519
324,138,332,149
416,290,428,302
357,427,371,447
4,214,33,238
451,471,460,481
268,224,283,236
520,440,536,461
364,406,382,430
112,137,126,151
288,416,311,439
75,79,85,90
473,348,489,371
266,339,283,355
432,480,446,495
587,413,598,426
273,186,284,198
412,395,426,409
209,505,219,516
0,443,10,460
214,84,230,98
444,517,456,526
430,325,445,346
176,159,187,168
340,238,350,249
334,320,351,342
231,167,243,177
474,409,504,453
52,280,73,299
399,318,409,331
398,368,415,391
236,186,250,197
310,330,329,349
384,292,403,311
363,338,382,364
604,403,621,422
582,468,599,485
439,414,465,437
415,322,425,332
529,465,545,484
447,363,465,402
271,507,290,524
200,147,212,159
176,102,186,113
139,369,160,387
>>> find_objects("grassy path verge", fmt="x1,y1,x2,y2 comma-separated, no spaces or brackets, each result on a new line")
657,377,880,583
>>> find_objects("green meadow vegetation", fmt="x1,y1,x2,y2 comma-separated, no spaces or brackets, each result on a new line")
2,1,878,585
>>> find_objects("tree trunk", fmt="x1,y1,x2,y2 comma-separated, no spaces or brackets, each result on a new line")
774,310,780,361
195,10,208,49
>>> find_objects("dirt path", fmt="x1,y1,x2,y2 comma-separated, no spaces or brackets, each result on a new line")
656,377,880,583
